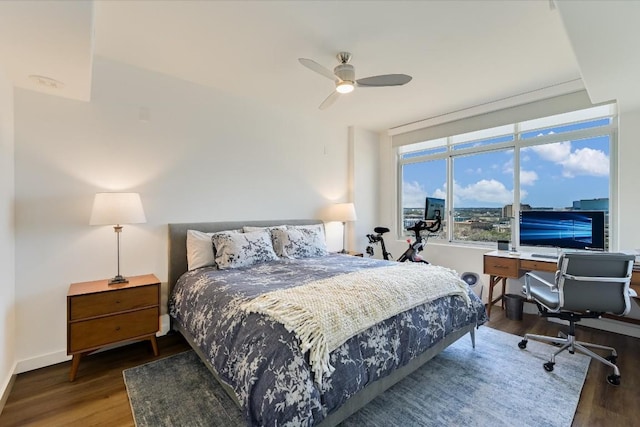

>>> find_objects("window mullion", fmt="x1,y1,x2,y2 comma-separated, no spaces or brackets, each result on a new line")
513,123,521,246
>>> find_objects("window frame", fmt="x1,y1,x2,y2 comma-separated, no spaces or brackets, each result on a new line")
397,106,618,249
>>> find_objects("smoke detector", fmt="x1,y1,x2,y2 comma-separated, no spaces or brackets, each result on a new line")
28,75,65,89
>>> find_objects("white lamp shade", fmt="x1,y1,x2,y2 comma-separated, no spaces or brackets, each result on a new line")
89,192,147,225
324,202,357,222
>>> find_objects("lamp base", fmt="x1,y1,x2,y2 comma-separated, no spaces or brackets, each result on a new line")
108,275,129,285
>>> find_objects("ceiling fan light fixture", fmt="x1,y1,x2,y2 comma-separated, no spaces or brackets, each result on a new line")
299,52,412,109
336,81,354,94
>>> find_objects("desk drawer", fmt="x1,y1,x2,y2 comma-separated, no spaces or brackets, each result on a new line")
69,285,159,320
69,307,159,353
521,259,557,273
483,255,519,278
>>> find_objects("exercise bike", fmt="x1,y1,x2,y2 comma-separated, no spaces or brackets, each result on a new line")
366,212,442,263
365,226,393,260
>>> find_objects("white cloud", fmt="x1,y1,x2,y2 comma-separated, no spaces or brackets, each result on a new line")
529,140,609,178
404,181,450,207
432,187,447,200
520,169,538,186
561,147,609,177
455,179,512,204
402,181,427,208
530,141,571,162
465,167,483,174
503,162,513,174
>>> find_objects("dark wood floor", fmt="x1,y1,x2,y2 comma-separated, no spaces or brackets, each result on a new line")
1,309,639,426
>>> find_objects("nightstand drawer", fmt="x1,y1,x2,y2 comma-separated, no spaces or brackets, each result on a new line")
483,255,520,278
521,259,557,273
69,307,159,353
69,285,158,320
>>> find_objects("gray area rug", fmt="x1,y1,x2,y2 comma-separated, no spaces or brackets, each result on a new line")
123,327,589,427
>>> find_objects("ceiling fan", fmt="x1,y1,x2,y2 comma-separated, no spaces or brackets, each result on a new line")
299,52,412,110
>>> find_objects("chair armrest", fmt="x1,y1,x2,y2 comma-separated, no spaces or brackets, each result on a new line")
523,271,557,299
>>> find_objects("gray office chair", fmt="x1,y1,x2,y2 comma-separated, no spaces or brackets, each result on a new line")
517,252,636,386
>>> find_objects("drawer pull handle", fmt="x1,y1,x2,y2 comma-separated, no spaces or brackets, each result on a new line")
115,326,121,331
116,300,121,304
494,265,508,269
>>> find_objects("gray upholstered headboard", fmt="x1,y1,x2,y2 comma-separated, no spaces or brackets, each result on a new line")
167,219,322,296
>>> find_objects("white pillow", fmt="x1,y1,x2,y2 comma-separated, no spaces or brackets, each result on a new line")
186,229,239,271
186,230,216,271
272,226,328,259
212,230,279,270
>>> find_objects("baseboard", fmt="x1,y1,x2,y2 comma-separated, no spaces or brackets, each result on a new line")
580,317,640,339
547,316,640,338
14,316,172,375
15,350,70,375
0,363,17,415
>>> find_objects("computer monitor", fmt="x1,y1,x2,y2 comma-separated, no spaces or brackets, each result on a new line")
519,210,606,251
425,197,445,220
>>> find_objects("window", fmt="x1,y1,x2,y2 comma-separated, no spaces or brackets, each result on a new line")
451,149,513,243
398,104,616,248
401,158,447,238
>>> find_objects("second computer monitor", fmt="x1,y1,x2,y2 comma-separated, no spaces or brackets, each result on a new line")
425,197,445,221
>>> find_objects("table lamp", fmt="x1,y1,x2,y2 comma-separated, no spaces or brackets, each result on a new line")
324,202,357,253
89,192,146,284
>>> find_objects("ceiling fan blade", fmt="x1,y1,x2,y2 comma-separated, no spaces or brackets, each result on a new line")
299,58,337,81
356,74,412,87
319,91,340,110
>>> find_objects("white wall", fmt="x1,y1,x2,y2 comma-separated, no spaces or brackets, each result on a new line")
349,127,379,253
13,57,357,372
617,109,640,251
615,108,640,321
0,68,16,407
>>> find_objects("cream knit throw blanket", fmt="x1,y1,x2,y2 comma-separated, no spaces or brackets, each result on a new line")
242,262,471,384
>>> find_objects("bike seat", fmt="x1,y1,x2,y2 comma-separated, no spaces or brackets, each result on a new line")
374,227,390,234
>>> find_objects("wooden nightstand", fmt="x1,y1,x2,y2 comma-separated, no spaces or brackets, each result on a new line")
67,274,161,381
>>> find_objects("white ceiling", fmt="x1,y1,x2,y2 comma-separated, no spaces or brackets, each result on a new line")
0,1,638,132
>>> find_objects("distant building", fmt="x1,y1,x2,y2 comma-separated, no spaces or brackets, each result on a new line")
502,204,532,218
572,198,609,211
456,220,493,231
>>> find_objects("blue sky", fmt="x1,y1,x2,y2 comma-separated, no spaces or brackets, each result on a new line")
403,131,610,209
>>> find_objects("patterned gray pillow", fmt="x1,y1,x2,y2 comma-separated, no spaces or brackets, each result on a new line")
243,225,287,255
272,226,328,259
212,230,279,269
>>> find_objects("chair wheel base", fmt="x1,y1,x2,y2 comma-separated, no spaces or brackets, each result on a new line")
543,362,555,372
607,374,621,386
518,339,527,349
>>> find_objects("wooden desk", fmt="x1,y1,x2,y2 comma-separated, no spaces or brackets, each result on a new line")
483,251,640,320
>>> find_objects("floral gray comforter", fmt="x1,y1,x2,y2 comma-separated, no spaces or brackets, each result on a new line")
169,254,487,426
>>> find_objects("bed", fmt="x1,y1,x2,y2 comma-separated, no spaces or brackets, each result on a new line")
167,220,487,426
